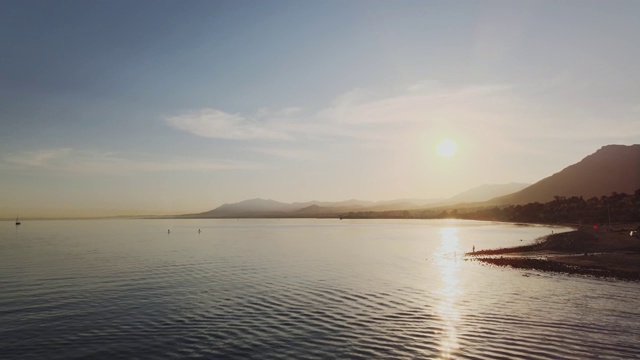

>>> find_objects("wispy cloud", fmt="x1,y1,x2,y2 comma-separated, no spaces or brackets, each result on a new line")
166,83,521,142
6,148,73,167
166,81,640,150
2,148,258,176
248,147,313,160
166,109,291,140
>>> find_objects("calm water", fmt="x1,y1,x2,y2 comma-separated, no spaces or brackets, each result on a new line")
1,219,639,359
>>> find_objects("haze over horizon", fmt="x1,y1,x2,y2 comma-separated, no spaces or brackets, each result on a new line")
2,1,640,218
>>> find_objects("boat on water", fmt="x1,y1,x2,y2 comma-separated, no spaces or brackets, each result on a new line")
15,216,21,226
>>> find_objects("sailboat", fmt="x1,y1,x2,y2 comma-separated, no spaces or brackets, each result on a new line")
15,216,21,226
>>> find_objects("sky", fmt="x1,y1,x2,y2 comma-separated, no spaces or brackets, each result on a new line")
2,0,639,218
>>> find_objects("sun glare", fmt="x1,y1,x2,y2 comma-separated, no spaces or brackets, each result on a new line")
436,139,458,158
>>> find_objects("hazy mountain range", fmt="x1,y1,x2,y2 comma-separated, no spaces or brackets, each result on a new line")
184,183,529,218
181,144,639,218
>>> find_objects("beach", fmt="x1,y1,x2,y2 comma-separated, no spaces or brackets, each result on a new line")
467,225,640,281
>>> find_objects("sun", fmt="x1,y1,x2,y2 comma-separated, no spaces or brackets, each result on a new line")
436,139,458,158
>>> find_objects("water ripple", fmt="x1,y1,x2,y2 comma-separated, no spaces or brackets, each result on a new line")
1,219,639,359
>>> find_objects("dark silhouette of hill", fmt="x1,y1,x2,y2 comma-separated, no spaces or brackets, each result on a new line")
490,145,640,205
182,181,539,218
293,204,362,215
292,199,374,208
192,198,297,217
181,145,639,218
185,198,442,218
290,201,430,215
187,198,377,218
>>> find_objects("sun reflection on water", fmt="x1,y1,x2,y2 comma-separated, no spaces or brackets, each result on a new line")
435,227,462,359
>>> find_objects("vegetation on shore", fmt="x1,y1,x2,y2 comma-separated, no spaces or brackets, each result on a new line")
469,256,640,281
467,228,640,281
342,189,640,226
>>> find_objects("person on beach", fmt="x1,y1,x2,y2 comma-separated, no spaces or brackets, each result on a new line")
472,245,475,253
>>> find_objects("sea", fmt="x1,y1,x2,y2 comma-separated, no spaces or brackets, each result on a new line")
1,219,639,359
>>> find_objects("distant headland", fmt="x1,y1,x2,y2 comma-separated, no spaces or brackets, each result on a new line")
174,144,639,227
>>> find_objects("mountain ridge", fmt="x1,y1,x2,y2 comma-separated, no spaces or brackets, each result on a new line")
444,182,530,204
182,144,640,218
489,144,640,205
186,183,530,218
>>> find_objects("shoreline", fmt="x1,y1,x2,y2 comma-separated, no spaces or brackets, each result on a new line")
467,225,640,281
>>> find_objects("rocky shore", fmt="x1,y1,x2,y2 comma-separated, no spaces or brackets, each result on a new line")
467,226,640,281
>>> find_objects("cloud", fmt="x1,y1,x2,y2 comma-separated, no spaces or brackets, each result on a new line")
5,149,67,169
2,148,258,176
166,109,290,140
166,81,640,151
248,147,313,160
161,84,526,164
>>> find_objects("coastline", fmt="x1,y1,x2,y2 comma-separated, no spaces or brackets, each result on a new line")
467,225,640,281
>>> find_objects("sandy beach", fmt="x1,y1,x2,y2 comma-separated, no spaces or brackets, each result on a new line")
467,225,640,281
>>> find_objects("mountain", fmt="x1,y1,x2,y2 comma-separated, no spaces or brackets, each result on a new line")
291,199,375,208
188,198,442,218
188,198,373,218
445,183,530,204
490,144,640,205
185,145,640,217
193,198,299,217
292,204,362,215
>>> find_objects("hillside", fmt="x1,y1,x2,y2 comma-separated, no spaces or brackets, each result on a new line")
182,145,640,218
445,183,529,204
490,145,640,205
186,198,440,218
191,198,299,217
